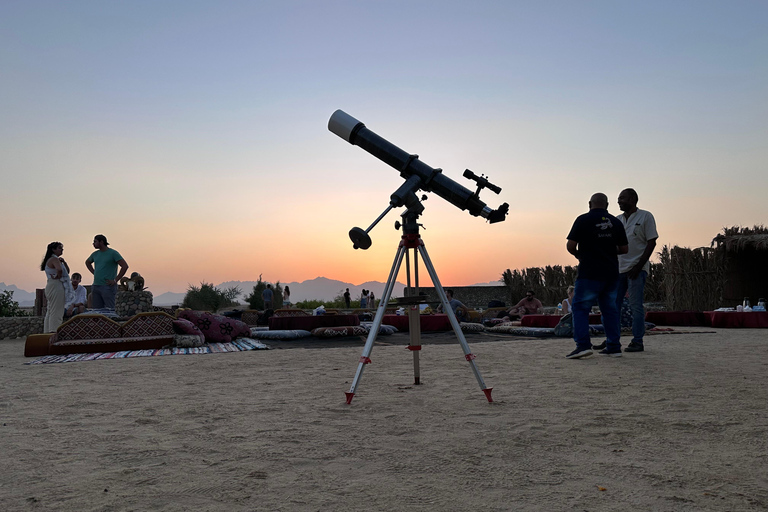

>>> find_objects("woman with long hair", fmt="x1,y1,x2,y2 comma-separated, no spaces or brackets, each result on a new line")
283,285,291,308
41,241,74,332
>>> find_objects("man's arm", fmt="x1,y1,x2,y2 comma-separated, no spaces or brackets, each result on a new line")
618,244,628,255
85,260,95,275
567,240,578,258
108,259,129,286
628,238,656,279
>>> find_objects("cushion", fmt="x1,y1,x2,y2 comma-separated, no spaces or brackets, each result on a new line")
460,322,485,332
311,326,368,337
251,329,312,340
172,319,205,344
360,323,398,335
178,310,251,343
174,334,206,348
486,325,555,337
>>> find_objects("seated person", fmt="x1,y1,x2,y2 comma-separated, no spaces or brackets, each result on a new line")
561,286,575,315
65,272,88,318
502,290,543,320
436,289,469,321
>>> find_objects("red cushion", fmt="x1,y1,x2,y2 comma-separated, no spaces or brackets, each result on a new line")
177,310,250,343
172,319,205,344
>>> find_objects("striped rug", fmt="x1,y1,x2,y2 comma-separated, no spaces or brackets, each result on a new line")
27,338,270,365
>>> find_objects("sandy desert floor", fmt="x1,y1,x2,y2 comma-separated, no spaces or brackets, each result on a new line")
1,327,766,511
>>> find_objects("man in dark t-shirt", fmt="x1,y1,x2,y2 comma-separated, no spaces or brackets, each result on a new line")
565,193,628,359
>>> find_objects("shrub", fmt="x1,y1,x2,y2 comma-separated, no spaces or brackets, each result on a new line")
182,282,241,313
0,290,27,317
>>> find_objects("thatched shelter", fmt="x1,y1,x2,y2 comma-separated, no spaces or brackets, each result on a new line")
711,226,768,306
663,226,768,310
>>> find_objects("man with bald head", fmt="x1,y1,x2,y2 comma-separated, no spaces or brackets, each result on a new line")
565,193,628,359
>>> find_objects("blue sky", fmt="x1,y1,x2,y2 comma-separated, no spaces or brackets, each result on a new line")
2,1,766,294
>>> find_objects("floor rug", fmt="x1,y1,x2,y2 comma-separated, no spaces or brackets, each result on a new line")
26,338,270,365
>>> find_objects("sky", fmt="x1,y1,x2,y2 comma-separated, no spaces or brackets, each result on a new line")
2,0,766,295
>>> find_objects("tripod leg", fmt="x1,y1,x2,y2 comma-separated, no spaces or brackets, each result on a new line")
417,244,493,402
346,244,406,404
408,247,421,384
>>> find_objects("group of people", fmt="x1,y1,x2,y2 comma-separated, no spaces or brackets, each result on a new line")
41,234,129,332
260,284,292,310
565,188,658,359
359,289,375,309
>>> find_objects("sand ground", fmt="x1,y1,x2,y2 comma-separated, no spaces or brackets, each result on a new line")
1,328,766,511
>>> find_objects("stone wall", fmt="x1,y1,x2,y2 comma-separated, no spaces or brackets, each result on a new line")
0,316,44,340
404,285,512,309
115,291,154,317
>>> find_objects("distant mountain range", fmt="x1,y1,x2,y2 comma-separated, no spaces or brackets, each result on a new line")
1,277,502,307
0,283,37,307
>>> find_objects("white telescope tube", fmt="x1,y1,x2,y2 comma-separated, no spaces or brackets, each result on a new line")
328,110,363,143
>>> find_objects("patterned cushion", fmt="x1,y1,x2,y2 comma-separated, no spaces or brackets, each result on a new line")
486,325,555,337
172,319,206,344
251,330,312,340
174,334,206,348
460,322,485,332
121,312,175,338
56,315,122,341
177,310,251,343
311,326,368,337
360,323,398,335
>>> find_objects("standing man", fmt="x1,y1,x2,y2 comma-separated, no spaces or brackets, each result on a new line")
85,234,129,310
599,188,658,353
565,193,628,359
262,284,274,310
343,288,351,308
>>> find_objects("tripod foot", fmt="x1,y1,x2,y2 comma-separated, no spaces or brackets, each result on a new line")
345,392,355,404
483,388,494,403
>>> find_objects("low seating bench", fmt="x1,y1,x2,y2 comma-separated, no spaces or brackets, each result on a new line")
25,312,177,357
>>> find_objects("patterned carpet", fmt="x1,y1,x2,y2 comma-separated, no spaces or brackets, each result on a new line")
26,338,270,365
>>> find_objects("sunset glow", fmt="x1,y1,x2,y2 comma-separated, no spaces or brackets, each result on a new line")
2,1,766,296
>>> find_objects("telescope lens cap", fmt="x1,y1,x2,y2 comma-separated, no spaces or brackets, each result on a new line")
349,227,372,250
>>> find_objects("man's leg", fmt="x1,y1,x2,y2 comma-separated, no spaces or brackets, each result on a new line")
615,273,629,318
91,285,106,309
626,270,647,348
102,284,117,310
597,278,621,354
568,279,599,358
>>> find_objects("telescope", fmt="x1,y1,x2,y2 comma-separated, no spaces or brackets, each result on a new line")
328,110,508,249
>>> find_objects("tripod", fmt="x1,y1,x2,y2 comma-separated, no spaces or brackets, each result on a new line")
345,210,493,404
